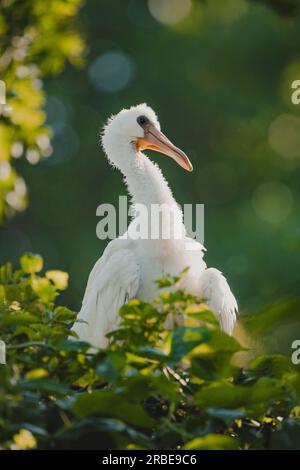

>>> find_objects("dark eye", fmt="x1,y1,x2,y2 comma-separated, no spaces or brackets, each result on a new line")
137,115,148,126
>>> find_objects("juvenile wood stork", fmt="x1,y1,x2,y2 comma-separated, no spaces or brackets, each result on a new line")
72,104,237,347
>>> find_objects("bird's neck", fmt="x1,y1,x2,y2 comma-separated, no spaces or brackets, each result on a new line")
118,147,185,241
125,152,177,208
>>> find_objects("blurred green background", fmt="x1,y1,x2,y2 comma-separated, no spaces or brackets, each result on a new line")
1,0,300,314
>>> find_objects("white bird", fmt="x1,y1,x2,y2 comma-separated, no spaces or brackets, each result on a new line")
72,104,237,347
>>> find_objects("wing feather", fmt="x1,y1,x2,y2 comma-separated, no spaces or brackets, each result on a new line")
199,268,238,335
71,246,139,347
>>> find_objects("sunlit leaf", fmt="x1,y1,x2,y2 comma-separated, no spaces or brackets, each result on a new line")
20,253,43,274
46,270,69,290
183,434,239,450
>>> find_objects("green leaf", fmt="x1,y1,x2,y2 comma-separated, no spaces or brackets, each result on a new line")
51,339,90,352
20,378,70,395
138,346,167,361
54,306,76,321
206,329,242,354
46,270,69,290
31,277,57,303
250,354,295,379
8,423,48,437
183,434,239,450
194,377,284,412
0,310,39,328
206,407,245,421
189,330,242,380
20,253,43,274
95,352,126,383
54,418,152,449
185,305,219,326
72,390,153,429
123,374,180,403
25,368,49,380
169,326,211,363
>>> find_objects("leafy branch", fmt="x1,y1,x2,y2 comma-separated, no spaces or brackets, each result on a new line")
0,254,299,449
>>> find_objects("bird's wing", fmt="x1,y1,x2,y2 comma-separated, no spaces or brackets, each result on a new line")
71,245,140,348
199,268,238,335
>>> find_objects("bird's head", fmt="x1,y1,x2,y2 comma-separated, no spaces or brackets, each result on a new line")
101,103,193,172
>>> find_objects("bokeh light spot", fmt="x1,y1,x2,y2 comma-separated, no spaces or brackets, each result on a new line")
11,142,24,159
252,181,293,224
26,149,40,165
89,51,134,93
268,114,300,159
36,134,52,157
148,0,192,25
0,162,11,180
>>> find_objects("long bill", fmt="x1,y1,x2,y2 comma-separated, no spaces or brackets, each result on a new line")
136,123,193,172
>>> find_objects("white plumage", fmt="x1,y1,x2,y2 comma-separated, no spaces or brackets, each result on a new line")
72,104,238,347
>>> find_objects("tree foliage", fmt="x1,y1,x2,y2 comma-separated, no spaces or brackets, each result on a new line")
0,255,299,450
0,0,84,221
